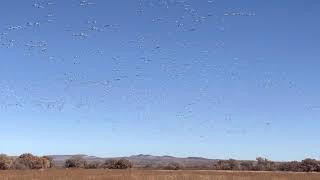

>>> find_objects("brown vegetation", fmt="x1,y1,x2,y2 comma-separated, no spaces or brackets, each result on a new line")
1,169,320,180
163,162,182,170
42,156,54,168
0,154,13,170
85,161,102,169
103,159,133,169
13,153,51,170
214,159,240,170
65,156,87,168
1,153,320,173
212,157,320,173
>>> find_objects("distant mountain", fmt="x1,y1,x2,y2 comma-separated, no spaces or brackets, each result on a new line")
48,154,217,168
127,154,217,168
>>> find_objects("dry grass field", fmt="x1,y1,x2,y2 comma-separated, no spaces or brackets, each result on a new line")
0,169,319,180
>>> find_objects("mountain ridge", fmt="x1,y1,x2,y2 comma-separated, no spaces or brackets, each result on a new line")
47,154,218,168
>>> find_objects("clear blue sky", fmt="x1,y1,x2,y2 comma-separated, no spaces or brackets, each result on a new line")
0,0,320,161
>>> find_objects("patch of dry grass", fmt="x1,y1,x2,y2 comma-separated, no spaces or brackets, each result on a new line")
0,169,319,180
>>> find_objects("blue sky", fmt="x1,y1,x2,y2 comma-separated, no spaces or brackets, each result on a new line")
0,0,320,161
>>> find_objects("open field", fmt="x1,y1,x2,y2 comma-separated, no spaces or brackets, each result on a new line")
0,169,320,180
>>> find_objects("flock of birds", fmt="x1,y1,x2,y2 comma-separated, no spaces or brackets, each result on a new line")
0,0,306,139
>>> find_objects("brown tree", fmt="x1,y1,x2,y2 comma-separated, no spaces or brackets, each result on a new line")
240,161,255,171
255,157,276,171
214,159,240,170
85,161,101,169
65,157,87,168
0,154,13,170
42,156,54,168
164,162,182,170
278,161,302,172
300,159,320,172
103,159,132,169
14,153,46,169
103,159,117,169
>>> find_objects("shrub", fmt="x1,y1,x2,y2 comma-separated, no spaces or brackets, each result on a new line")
214,159,240,170
103,159,132,169
240,161,255,171
255,157,276,171
40,157,51,169
14,153,46,169
85,161,101,169
13,160,28,170
117,159,133,169
0,154,13,170
228,159,240,170
103,159,117,169
300,159,320,172
42,156,54,168
164,162,182,170
65,157,87,168
278,161,302,172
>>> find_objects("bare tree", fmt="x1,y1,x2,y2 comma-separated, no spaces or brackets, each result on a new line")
0,154,13,170
42,156,54,168
14,153,47,169
85,161,101,169
300,159,320,172
103,159,117,169
164,162,182,170
65,157,87,168
278,161,302,172
255,157,276,171
103,159,132,169
214,159,240,170
240,161,255,171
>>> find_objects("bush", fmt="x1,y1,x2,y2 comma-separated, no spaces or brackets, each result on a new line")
0,154,13,170
164,162,182,170
65,157,87,168
42,156,54,168
103,159,132,169
240,161,255,171
14,153,48,169
300,159,320,172
117,159,133,169
13,160,28,170
85,161,101,169
214,159,240,170
255,157,276,171
103,159,117,169
278,161,302,172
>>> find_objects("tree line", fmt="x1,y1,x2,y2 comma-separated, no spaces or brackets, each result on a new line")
0,153,53,170
213,157,320,172
1,153,320,172
0,154,132,170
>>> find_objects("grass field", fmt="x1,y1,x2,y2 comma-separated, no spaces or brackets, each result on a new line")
0,169,320,180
